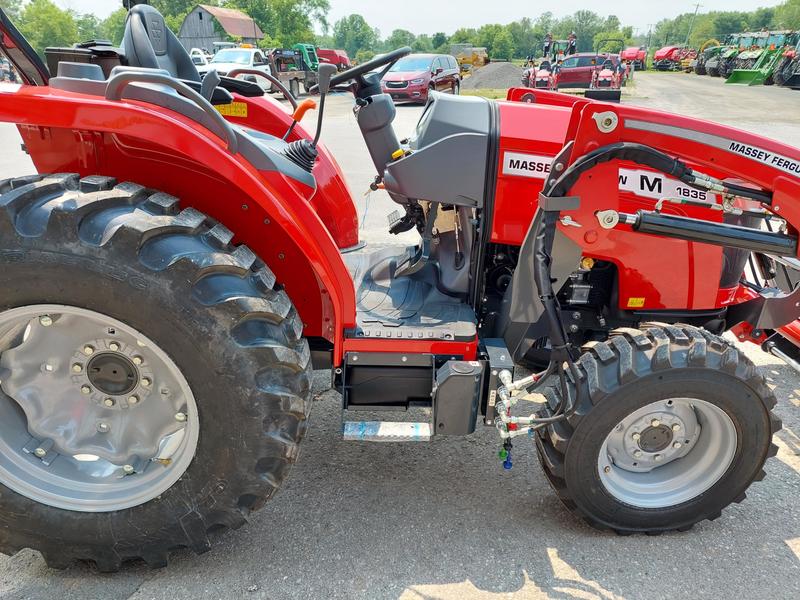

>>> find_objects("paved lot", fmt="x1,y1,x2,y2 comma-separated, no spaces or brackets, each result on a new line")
0,73,799,599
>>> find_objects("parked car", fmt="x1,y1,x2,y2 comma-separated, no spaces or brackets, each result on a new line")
381,53,460,103
556,52,625,88
197,47,272,79
189,48,211,67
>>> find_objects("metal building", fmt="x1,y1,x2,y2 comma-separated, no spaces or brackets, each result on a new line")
178,5,264,52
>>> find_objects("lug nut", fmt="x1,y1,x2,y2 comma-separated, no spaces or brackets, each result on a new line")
673,442,682,449
651,419,661,427
96,422,110,433
633,450,643,458
128,395,139,405
44,363,54,372
122,464,134,474
103,398,115,407
34,447,46,458
672,423,681,432
654,454,663,462
39,316,53,327
81,385,92,395
109,342,120,351
83,345,94,356
72,363,83,373
603,466,611,474
175,412,187,422
141,377,151,387
632,432,641,441
133,356,143,365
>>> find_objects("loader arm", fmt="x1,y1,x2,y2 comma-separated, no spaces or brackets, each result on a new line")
530,93,800,348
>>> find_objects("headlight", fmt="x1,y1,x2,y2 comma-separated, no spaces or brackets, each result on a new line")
410,78,425,84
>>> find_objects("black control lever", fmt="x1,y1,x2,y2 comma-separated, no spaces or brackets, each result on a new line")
282,63,338,173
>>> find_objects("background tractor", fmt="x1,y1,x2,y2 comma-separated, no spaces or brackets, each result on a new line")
0,3,796,572
692,38,722,75
775,37,800,87
620,46,647,70
727,31,799,86
653,45,695,71
707,34,744,77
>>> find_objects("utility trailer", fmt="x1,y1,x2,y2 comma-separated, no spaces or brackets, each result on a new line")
0,3,796,571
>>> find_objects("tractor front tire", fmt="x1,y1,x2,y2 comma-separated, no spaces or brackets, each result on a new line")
536,324,780,534
0,174,312,570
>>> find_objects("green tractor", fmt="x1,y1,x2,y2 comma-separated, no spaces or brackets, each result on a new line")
775,37,800,86
706,33,743,77
292,43,320,92
727,31,798,85
694,37,723,75
721,32,772,80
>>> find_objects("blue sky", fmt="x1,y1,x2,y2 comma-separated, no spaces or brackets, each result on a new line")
55,1,785,36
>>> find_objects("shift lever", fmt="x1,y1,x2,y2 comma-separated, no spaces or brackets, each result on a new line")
282,63,339,172
312,63,338,146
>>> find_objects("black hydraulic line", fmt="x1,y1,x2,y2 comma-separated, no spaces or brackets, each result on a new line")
629,210,798,256
530,140,778,430
721,180,773,205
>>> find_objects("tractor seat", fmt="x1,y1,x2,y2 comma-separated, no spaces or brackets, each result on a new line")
122,4,200,82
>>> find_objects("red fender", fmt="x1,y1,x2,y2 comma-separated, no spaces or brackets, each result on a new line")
0,82,356,358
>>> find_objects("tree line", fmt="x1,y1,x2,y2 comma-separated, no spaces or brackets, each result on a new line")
651,1,800,50
3,0,800,60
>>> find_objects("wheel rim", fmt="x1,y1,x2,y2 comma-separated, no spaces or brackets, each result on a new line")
0,305,199,512
597,398,737,509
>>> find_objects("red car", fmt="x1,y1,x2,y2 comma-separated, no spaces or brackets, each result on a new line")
381,53,460,103
557,52,625,88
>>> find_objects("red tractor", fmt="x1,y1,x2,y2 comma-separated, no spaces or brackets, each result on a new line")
0,3,796,570
621,45,647,70
587,56,626,102
522,57,559,91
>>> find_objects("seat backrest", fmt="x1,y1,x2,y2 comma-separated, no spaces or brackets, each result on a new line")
122,4,200,82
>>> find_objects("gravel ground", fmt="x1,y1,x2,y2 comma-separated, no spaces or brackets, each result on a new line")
0,73,799,599
462,62,523,90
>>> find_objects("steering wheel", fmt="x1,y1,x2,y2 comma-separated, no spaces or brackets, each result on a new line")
329,46,412,98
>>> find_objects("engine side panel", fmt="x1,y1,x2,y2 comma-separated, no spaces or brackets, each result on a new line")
493,98,733,312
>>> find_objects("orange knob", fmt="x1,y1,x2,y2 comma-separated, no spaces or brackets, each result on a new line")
292,98,317,122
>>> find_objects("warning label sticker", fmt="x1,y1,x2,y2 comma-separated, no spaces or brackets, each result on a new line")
502,152,553,179
216,102,248,118
618,168,718,203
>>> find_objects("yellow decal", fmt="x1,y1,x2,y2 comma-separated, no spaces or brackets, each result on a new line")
627,297,646,308
216,102,248,118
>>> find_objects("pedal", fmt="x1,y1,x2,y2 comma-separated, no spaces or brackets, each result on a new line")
342,421,432,442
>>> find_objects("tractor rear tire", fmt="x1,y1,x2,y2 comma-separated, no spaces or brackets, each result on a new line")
535,324,780,534
0,174,312,570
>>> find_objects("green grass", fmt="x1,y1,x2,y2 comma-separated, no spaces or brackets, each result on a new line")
460,88,509,99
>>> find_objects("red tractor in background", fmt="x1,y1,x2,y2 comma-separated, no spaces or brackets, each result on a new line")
654,45,697,71
585,40,628,102
621,45,647,70
522,57,560,91
0,3,796,571
316,48,351,72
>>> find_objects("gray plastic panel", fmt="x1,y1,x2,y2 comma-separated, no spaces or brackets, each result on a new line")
55,62,105,81
383,93,491,208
